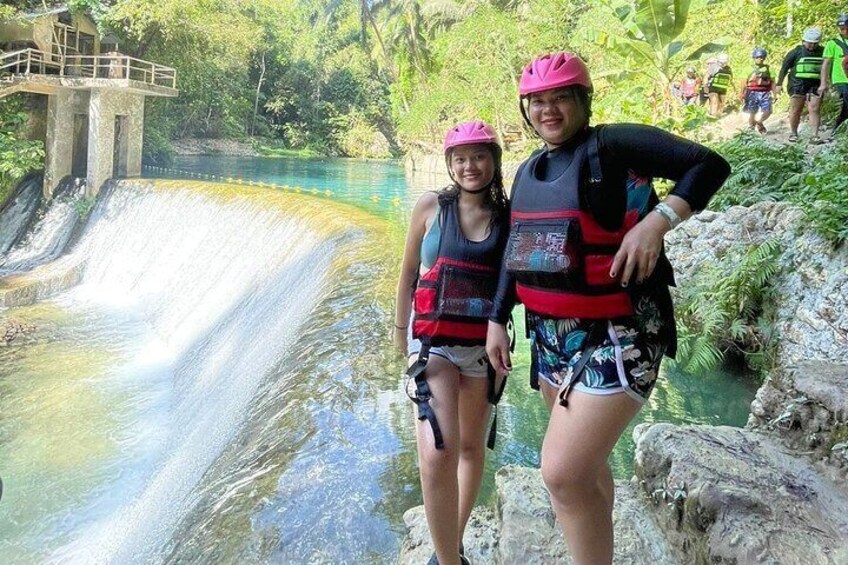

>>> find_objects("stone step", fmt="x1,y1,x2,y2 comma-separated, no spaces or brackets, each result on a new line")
398,465,678,564
0,257,85,307
634,423,848,564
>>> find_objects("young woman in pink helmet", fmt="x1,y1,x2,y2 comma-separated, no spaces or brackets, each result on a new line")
394,120,509,565
486,52,730,564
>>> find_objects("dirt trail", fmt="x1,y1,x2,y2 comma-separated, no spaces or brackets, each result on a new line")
700,106,837,157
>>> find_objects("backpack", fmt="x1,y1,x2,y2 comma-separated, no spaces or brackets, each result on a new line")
835,38,848,76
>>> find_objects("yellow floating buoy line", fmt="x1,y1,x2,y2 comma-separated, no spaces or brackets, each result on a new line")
140,164,402,207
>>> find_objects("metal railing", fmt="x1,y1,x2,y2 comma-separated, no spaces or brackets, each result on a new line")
0,49,177,89
0,48,63,76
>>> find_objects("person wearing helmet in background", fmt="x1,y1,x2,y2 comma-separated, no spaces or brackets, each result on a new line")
486,52,730,565
394,120,509,565
818,13,848,134
705,53,734,116
679,66,702,105
777,27,825,142
741,47,776,134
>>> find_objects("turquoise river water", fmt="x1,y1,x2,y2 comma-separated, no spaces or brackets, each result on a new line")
0,155,758,563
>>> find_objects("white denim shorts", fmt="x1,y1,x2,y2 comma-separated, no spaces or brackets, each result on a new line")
407,339,489,378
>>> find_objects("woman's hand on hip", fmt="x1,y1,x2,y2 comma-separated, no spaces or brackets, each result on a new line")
610,212,669,286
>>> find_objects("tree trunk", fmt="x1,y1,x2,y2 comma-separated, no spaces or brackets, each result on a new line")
786,0,794,38
364,7,409,112
251,51,266,137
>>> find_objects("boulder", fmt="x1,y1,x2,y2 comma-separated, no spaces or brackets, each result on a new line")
634,423,848,564
398,465,676,564
665,201,848,367
748,362,848,474
398,505,499,565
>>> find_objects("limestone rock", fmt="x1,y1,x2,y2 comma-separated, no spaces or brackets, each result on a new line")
634,423,848,564
398,465,677,564
495,465,568,564
665,201,848,368
398,505,499,565
171,138,259,157
748,362,848,473
1,316,35,345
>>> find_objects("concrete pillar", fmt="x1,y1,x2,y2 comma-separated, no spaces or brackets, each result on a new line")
86,89,114,198
127,95,145,178
43,90,74,199
86,89,147,197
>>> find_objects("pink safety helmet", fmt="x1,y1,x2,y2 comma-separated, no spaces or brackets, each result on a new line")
443,120,500,154
519,52,592,97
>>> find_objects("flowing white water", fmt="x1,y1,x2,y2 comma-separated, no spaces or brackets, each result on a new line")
0,175,43,256
0,181,343,563
0,179,84,275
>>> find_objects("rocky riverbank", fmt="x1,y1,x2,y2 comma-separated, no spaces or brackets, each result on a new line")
399,201,848,564
171,138,260,157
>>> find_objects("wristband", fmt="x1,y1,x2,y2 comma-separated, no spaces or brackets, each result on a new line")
394,324,408,330
653,202,682,229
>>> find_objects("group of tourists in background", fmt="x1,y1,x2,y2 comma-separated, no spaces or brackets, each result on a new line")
394,50,730,565
671,13,848,143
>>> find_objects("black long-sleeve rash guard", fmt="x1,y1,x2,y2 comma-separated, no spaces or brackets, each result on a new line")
489,123,731,325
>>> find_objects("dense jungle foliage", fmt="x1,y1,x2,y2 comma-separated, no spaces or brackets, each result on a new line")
3,0,846,159
1,0,846,376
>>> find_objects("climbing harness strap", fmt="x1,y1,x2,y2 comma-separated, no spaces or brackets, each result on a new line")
557,321,608,408
406,343,444,449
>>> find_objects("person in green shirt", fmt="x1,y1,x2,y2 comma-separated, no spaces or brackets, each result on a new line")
818,13,848,133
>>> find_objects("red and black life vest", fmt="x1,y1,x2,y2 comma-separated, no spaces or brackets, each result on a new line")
746,64,773,91
506,131,639,320
412,197,506,346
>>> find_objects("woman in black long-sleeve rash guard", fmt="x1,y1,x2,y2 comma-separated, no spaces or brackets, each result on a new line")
485,52,730,565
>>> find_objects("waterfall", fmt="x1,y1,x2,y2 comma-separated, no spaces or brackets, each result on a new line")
0,178,84,276
0,174,43,256
18,180,345,563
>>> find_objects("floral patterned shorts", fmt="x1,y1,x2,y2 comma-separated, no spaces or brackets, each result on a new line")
528,292,672,404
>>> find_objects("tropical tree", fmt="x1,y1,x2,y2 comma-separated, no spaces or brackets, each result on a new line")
0,98,44,204
593,0,727,119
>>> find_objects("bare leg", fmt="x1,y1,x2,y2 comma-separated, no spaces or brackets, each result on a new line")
708,93,719,116
456,374,491,542
539,389,642,565
788,96,804,135
415,355,462,565
808,94,822,137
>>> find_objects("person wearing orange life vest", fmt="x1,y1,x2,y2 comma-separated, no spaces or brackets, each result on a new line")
393,120,509,565
485,52,730,565
741,47,777,134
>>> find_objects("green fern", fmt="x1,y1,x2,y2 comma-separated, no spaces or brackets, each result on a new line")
675,238,782,378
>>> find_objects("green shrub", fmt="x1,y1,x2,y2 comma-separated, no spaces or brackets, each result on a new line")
74,195,97,221
711,132,848,247
0,98,44,206
675,238,782,378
